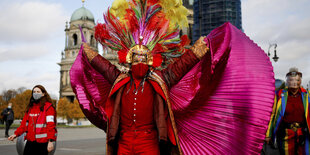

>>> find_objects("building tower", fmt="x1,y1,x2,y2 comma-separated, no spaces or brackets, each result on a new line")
193,0,242,42
58,3,98,102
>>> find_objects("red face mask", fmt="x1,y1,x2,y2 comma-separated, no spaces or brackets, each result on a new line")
131,63,149,79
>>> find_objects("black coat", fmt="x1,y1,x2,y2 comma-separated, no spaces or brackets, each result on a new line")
1,108,14,121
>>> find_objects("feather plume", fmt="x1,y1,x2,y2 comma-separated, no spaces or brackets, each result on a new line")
152,53,163,67
152,43,165,54
159,0,189,29
94,23,111,43
118,49,128,63
110,0,129,22
180,35,190,47
95,0,190,68
124,9,139,33
148,0,159,6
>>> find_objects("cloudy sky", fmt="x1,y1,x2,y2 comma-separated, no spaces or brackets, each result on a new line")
0,0,309,99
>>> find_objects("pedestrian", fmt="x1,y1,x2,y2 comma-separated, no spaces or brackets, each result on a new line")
8,85,57,155
266,67,310,154
1,102,14,137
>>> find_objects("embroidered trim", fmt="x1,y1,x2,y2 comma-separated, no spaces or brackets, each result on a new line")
109,73,130,96
83,43,98,62
190,36,209,59
148,72,183,155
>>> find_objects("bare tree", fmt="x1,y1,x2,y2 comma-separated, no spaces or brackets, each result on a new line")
17,87,27,94
2,89,17,103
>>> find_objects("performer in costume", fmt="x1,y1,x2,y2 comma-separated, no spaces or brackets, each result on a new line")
70,0,275,154
266,68,310,155
81,17,208,155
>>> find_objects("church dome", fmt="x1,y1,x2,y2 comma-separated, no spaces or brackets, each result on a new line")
70,6,94,22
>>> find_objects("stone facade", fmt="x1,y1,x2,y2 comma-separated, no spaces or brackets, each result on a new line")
58,6,98,102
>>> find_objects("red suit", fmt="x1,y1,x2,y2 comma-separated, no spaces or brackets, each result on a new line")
117,80,159,154
86,45,203,154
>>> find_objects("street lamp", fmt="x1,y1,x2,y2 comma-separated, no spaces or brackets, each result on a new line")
268,43,279,62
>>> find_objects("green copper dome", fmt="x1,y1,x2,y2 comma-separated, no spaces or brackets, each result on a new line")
70,6,94,22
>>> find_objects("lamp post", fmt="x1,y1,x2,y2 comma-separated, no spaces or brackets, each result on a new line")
268,43,279,62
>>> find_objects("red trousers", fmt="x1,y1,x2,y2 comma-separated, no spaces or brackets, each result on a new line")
118,129,160,155
279,128,305,155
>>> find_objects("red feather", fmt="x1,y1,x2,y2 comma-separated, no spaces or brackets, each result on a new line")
166,43,180,49
118,49,128,63
162,31,179,40
130,0,137,5
147,12,167,32
152,43,165,54
94,23,111,43
180,35,190,47
124,9,139,32
152,54,163,67
148,0,159,5
105,10,129,50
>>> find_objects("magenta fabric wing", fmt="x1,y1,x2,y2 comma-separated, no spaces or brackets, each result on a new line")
170,22,275,154
70,45,111,131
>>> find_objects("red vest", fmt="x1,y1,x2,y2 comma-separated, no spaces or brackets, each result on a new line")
24,102,57,143
120,80,155,130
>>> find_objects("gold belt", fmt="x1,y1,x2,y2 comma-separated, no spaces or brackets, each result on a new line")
286,122,302,132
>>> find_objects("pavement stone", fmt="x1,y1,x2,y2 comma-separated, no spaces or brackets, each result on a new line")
0,127,107,155
0,127,106,144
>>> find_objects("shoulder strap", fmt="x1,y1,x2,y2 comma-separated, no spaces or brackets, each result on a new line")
43,102,53,111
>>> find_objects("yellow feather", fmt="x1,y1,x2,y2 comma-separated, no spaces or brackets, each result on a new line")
110,0,129,20
159,0,189,29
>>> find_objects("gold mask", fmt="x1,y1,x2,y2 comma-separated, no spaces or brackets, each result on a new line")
126,45,153,66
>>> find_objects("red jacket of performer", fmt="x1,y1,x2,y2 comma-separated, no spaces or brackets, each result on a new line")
82,36,209,154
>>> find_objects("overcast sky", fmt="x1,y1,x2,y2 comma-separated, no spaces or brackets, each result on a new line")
0,0,309,99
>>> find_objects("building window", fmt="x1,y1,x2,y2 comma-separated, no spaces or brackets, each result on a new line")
66,96,75,103
73,34,78,46
90,35,94,46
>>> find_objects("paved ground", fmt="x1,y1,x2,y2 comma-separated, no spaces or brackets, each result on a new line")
0,127,107,155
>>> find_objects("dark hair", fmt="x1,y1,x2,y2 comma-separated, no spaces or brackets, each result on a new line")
127,68,150,94
26,85,53,112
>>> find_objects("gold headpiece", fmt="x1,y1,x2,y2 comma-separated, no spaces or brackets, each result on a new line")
126,45,153,66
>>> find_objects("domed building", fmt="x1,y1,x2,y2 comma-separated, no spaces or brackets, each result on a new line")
58,4,98,101
70,6,95,22
58,3,119,101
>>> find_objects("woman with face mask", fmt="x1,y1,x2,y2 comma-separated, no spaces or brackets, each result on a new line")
266,68,310,155
8,85,57,155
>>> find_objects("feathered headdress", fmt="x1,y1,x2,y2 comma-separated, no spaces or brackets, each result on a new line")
94,0,190,68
